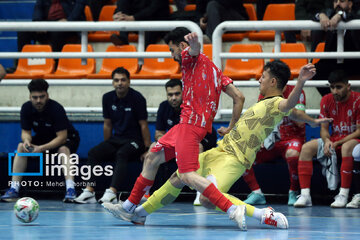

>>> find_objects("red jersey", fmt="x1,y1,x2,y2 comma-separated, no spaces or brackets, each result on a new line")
320,91,360,142
259,85,306,141
179,47,232,132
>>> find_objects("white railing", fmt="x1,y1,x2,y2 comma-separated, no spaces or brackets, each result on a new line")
212,20,360,68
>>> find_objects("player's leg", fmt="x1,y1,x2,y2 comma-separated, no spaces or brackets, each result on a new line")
133,172,185,224
121,147,167,212
284,140,302,206
103,171,185,224
294,139,319,207
58,146,77,203
331,139,359,208
1,142,27,201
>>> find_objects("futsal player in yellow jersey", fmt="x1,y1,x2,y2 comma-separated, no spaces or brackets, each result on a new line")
103,60,333,229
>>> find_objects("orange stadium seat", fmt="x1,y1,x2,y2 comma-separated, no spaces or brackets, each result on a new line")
5,45,54,79
87,45,138,79
88,5,138,42
244,3,257,21
223,44,264,80
84,5,93,21
248,4,295,41
312,42,325,64
272,43,308,79
44,44,95,79
184,4,196,11
88,5,117,42
222,4,257,42
132,44,179,79
203,44,213,60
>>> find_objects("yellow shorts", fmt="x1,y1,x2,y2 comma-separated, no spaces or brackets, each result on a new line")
197,146,246,193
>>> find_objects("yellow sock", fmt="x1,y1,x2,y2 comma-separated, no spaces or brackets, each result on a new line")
142,180,182,214
214,193,255,217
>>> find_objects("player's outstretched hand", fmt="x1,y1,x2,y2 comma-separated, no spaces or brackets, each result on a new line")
308,117,333,128
184,32,201,56
184,32,199,45
298,63,316,82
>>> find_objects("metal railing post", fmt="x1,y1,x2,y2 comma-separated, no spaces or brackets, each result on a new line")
81,31,88,65
337,29,344,63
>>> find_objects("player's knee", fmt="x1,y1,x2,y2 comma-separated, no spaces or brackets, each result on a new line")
58,146,70,155
199,195,215,209
286,149,300,158
144,152,162,168
353,144,360,160
300,141,317,159
341,141,356,156
169,172,185,188
178,173,190,185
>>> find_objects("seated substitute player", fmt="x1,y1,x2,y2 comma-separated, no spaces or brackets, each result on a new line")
294,69,360,208
74,67,151,204
243,84,307,206
1,79,80,203
104,28,247,229
156,78,218,205
103,61,332,229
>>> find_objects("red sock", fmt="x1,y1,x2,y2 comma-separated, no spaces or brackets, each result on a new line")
286,156,299,191
298,160,313,189
202,183,233,212
340,157,353,188
128,174,154,205
243,168,260,191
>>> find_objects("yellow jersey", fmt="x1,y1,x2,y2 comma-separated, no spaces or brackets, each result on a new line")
218,96,291,169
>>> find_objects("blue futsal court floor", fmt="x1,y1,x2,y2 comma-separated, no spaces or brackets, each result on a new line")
0,200,360,240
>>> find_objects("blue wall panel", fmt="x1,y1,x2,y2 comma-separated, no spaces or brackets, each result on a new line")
0,1,35,20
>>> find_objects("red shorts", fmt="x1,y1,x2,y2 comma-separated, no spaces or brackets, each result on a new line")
151,123,207,173
255,139,303,165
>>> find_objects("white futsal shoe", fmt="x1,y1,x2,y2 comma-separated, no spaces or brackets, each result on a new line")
98,189,117,204
294,194,312,208
229,205,247,231
74,188,97,204
261,207,289,229
330,194,348,208
102,201,146,225
346,194,360,208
